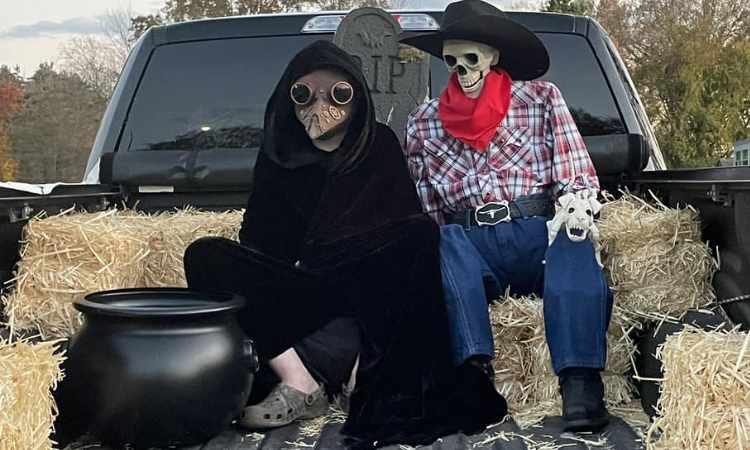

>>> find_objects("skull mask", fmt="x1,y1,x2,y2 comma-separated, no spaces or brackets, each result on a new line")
291,69,355,152
442,40,500,97
547,189,604,267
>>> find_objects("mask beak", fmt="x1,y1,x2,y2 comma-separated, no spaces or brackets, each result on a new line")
298,100,349,141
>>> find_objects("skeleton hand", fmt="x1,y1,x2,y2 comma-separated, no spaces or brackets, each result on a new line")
546,189,604,267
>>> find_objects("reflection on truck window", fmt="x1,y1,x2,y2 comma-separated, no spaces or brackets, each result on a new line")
119,35,325,153
120,32,625,153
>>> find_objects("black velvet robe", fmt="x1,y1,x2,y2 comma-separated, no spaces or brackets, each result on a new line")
184,40,507,447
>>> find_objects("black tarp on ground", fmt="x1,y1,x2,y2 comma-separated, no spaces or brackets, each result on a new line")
63,416,644,450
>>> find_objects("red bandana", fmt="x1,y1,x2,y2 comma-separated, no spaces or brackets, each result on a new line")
438,69,513,152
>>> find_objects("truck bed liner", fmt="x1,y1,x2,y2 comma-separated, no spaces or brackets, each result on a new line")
63,416,644,450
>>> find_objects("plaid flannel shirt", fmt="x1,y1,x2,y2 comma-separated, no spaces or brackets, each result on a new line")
404,80,600,224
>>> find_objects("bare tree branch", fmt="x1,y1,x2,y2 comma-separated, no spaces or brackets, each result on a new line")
59,8,135,99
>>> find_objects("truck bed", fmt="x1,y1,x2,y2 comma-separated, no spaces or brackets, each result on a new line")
63,415,644,450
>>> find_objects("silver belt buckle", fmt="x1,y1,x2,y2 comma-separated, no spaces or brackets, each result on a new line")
475,201,511,226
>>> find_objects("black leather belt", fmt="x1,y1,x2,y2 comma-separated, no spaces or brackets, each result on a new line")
447,194,554,227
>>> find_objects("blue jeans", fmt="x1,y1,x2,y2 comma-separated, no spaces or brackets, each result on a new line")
439,216,613,374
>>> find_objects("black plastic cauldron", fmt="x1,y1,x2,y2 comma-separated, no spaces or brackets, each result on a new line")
55,288,258,449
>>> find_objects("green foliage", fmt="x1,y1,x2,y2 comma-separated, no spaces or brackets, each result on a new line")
130,14,165,42
642,43,750,167
544,0,594,15
614,0,750,167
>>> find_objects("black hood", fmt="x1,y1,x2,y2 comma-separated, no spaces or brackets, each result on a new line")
261,40,376,175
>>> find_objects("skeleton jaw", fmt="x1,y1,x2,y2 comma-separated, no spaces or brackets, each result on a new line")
565,223,589,242
459,70,484,94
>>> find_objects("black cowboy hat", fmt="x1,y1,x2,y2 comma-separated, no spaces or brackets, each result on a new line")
399,0,550,80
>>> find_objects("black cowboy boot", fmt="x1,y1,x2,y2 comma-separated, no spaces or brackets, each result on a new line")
462,354,495,384
559,368,609,432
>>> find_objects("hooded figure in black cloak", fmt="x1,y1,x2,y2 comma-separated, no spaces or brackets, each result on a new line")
183,40,507,447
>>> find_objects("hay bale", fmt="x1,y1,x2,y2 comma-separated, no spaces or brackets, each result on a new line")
0,338,65,450
490,294,638,427
646,327,750,450
141,209,241,287
598,192,718,318
2,208,242,339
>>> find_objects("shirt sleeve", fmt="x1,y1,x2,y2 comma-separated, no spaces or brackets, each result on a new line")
404,113,445,224
544,83,600,197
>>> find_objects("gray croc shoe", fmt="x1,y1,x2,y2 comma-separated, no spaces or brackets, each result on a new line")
240,384,328,429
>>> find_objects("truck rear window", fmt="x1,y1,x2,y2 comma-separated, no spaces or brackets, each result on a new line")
119,32,625,153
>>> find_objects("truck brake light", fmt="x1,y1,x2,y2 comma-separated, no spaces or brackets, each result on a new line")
301,15,345,33
392,14,439,31
301,13,439,33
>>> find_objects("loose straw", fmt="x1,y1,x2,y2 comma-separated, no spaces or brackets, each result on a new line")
0,338,66,450
646,327,750,450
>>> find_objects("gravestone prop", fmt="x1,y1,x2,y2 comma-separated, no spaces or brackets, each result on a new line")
334,8,430,145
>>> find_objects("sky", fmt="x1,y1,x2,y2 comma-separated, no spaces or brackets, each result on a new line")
1,0,160,75
0,0,523,76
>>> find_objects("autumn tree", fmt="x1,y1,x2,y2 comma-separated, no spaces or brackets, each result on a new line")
131,0,298,38
9,64,107,183
60,8,134,98
592,0,635,58
130,14,165,41
509,1,542,10
544,0,594,15
618,0,750,167
0,66,24,181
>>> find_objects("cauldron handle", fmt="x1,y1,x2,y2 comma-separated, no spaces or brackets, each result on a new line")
243,338,259,373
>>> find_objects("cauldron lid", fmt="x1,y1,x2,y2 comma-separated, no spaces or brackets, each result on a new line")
76,288,245,318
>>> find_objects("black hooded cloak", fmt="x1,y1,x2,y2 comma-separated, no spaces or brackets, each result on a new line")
184,40,506,447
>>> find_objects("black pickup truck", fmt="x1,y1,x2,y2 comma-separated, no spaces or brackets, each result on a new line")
1,9,749,450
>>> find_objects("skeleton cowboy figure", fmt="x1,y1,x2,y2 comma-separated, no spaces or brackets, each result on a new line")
400,0,613,432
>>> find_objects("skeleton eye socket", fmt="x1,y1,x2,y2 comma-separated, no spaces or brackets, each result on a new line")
568,207,575,214
444,55,457,67
586,209,593,216
465,53,479,65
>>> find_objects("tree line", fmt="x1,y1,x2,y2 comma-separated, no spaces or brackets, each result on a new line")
0,65,106,183
546,0,750,167
0,0,748,184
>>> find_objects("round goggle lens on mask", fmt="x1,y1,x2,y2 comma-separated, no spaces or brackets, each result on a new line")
290,82,313,106
291,80,354,106
331,81,354,105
